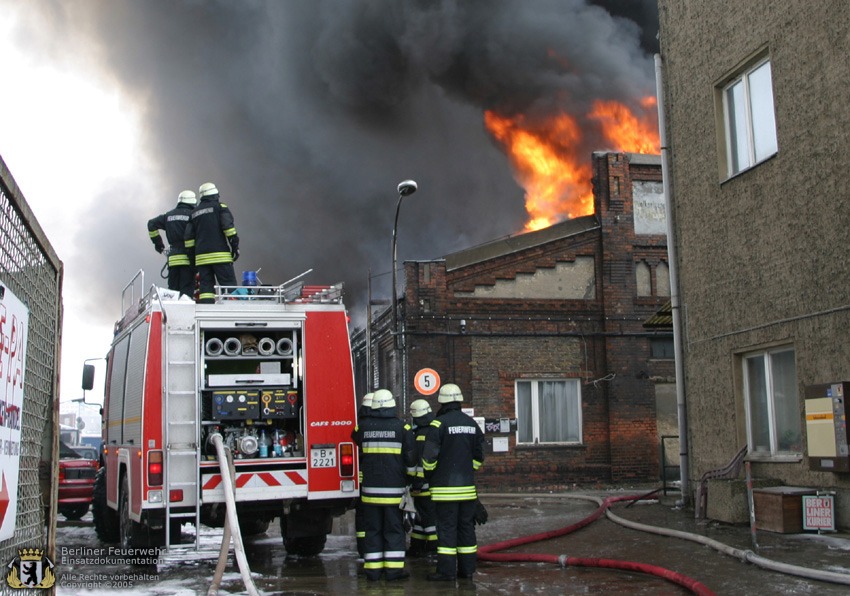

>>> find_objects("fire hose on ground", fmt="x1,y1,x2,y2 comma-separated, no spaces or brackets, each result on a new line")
480,492,850,593
207,433,260,596
478,493,715,595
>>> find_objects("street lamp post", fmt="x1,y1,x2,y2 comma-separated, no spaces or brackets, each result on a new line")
391,180,417,349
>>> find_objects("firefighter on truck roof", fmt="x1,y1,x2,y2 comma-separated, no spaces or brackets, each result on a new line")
147,189,197,298
184,182,240,303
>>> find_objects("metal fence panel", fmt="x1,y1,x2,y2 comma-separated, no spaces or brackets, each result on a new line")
0,155,63,595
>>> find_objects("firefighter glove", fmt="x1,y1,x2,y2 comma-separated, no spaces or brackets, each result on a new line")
153,238,165,253
473,499,488,525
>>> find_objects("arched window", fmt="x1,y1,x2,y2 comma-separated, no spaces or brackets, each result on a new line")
636,261,651,296
656,262,671,296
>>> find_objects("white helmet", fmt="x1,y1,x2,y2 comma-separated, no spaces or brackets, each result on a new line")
438,383,463,404
361,392,374,409
410,399,432,418
199,182,219,197
371,389,396,409
178,190,197,205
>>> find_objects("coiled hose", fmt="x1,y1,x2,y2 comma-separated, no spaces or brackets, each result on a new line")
478,494,716,595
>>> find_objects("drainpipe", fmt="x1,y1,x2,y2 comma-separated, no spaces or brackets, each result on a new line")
655,53,690,503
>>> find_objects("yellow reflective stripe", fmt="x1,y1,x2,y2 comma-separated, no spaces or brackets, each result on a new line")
384,561,404,569
416,435,426,441
185,239,195,247
457,545,478,554
430,486,477,501
422,460,437,471
168,254,190,266
149,231,160,238
364,562,383,569
437,546,457,555
362,447,402,454
404,423,411,430
199,292,216,300
361,496,403,505
472,459,482,471
224,227,237,236
356,531,365,538
195,251,232,265
430,420,442,428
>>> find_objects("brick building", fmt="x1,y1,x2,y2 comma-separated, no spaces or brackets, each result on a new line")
352,151,676,490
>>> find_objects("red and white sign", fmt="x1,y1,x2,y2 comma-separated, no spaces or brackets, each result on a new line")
414,368,440,395
0,285,29,541
803,495,835,531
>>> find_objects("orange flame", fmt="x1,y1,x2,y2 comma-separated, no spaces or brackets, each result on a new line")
484,110,592,231
485,96,659,231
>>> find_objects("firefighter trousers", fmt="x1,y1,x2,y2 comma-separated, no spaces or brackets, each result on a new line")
434,499,478,578
197,262,237,303
167,264,195,299
409,494,437,555
355,499,366,558
362,503,407,581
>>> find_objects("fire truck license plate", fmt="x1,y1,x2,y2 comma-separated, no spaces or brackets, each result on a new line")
311,448,336,468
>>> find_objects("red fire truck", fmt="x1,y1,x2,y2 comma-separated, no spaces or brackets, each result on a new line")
90,271,359,556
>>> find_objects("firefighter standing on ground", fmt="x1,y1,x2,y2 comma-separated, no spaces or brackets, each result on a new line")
408,398,438,556
422,383,485,581
184,182,240,303
353,392,373,561
147,190,197,298
351,389,415,582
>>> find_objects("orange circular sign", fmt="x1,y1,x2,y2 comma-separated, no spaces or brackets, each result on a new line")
414,368,441,395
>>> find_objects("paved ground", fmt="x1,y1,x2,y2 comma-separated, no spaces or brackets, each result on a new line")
51,486,850,595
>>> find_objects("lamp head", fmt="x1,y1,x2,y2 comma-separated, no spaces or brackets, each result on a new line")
397,179,418,197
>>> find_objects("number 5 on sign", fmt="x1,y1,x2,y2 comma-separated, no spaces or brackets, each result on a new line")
414,368,440,396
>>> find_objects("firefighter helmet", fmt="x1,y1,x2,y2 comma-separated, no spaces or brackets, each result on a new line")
438,383,463,404
199,182,219,197
410,399,432,418
361,392,374,409
178,190,197,205
371,389,396,409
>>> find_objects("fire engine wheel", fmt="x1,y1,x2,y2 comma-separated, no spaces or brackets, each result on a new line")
92,468,119,543
59,504,89,521
119,474,158,557
239,517,270,536
279,517,327,557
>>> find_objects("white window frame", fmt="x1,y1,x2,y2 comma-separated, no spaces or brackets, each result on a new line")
722,57,778,177
515,379,582,445
742,346,801,458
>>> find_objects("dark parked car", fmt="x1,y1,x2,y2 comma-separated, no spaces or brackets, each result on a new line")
58,441,97,520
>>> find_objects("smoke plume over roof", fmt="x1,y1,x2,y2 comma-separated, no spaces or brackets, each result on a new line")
10,0,658,327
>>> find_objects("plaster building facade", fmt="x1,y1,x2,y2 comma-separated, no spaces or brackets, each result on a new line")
657,0,850,527
353,152,677,490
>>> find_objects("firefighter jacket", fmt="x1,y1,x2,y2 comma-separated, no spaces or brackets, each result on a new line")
147,202,194,267
411,412,436,497
352,408,415,506
422,402,484,502
184,196,238,266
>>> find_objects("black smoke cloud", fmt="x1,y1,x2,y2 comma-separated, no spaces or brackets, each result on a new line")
15,0,657,327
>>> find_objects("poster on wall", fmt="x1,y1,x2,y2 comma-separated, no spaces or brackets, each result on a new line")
0,284,29,541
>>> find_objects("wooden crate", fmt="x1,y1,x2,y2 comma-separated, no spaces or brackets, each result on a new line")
752,487,817,533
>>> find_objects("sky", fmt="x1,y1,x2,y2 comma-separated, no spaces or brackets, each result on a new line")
0,0,659,414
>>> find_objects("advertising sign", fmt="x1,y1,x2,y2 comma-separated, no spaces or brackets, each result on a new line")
0,285,29,541
802,495,835,531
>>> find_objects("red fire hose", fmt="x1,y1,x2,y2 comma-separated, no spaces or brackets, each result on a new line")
478,494,716,596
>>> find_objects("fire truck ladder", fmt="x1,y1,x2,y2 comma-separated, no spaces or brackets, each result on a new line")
162,305,202,551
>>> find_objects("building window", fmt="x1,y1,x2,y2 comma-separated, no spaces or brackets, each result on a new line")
743,347,801,457
516,379,581,444
650,338,675,359
722,57,778,176
636,261,651,296
656,262,670,297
